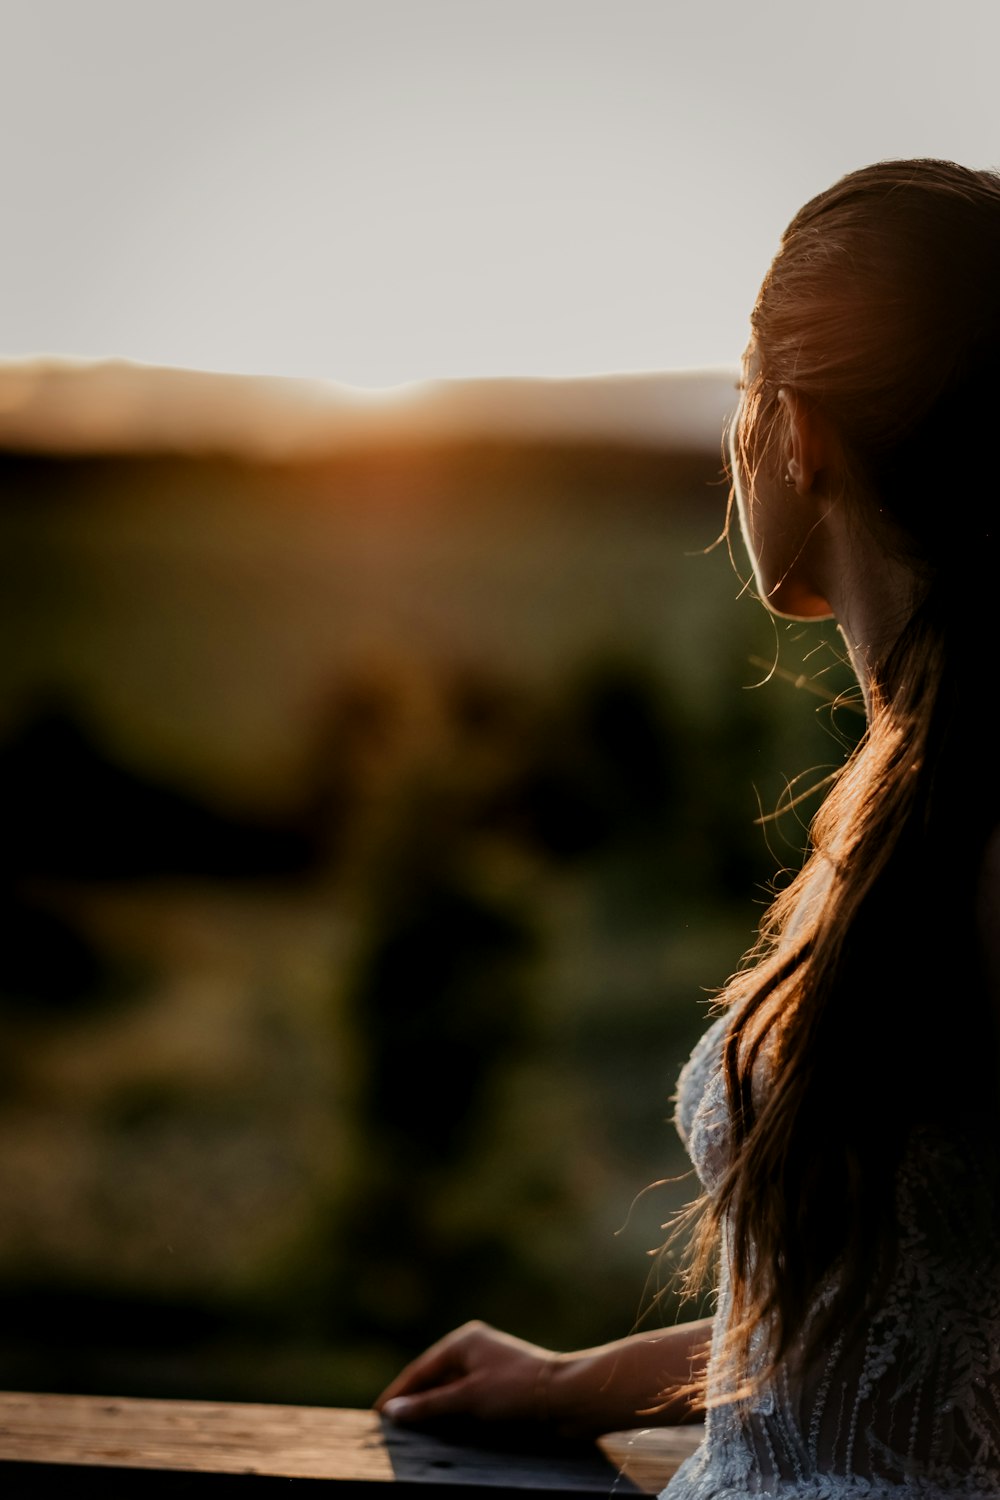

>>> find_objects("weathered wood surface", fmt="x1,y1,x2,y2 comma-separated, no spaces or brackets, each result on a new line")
0,1391,703,1494
598,1428,704,1495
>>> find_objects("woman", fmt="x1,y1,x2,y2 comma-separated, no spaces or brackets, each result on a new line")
376,159,1000,1497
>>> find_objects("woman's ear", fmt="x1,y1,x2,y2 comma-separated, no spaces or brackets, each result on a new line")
777,388,835,496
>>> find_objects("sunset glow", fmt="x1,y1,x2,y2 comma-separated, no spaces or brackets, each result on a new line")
2,1,999,386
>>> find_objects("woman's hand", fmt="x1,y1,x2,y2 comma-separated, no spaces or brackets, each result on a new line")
375,1320,560,1429
375,1316,711,1436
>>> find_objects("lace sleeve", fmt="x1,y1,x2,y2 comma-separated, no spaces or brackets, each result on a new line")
674,1013,731,1190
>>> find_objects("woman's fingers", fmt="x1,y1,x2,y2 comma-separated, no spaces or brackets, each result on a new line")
375,1321,553,1427
377,1338,467,1405
376,1321,494,1411
381,1375,475,1424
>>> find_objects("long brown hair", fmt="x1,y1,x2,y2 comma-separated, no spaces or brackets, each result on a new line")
693,159,1000,1393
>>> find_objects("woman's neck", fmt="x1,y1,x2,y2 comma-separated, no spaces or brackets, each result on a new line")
820,512,919,715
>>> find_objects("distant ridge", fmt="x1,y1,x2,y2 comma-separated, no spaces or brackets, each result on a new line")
0,358,737,460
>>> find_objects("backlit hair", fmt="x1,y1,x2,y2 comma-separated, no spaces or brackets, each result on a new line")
691,159,1000,1394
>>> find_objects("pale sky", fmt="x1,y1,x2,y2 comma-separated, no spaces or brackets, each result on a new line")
2,0,998,387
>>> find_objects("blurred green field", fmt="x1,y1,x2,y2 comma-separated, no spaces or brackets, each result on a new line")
0,441,861,1405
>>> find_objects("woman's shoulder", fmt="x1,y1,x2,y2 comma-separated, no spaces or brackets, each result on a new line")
673,1012,733,1191
673,1011,727,1141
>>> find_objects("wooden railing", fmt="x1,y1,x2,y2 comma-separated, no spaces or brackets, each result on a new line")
0,1391,703,1495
